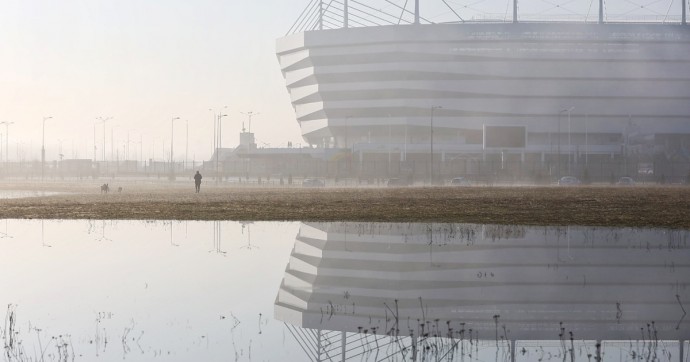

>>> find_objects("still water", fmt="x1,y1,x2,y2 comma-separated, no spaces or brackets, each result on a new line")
0,220,688,361
0,191,62,199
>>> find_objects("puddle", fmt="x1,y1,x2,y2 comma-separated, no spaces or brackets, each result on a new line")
0,220,687,361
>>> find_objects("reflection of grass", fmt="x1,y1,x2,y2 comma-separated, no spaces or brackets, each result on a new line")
1,185,690,228
2,304,74,362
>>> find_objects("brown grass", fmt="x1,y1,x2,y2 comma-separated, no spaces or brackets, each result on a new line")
1,181,689,229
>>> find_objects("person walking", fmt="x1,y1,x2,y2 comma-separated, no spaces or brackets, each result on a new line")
193,171,203,193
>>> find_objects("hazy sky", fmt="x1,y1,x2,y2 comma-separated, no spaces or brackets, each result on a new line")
0,0,306,162
0,0,681,162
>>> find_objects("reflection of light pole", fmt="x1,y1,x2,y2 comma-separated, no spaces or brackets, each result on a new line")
170,116,180,173
430,106,442,185
41,116,53,180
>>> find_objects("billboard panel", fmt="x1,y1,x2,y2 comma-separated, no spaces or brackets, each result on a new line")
483,126,527,149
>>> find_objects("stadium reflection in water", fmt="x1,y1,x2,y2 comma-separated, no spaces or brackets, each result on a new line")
276,223,690,362
0,220,688,361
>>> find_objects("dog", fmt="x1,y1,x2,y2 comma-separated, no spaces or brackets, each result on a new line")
100,183,109,194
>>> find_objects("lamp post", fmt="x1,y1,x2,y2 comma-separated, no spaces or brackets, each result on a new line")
185,120,189,172
93,122,97,162
430,106,442,185
41,116,53,180
240,111,259,133
0,122,14,167
216,113,228,182
566,106,574,175
170,116,180,175
386,114,392,176
557,109,565,181
556,107,574,180
96,117,112,163
585,114,589,167
209,109,216,157
624,115,633,176
210,106,228,180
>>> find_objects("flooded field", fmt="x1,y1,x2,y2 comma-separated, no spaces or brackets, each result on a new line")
0,220,688,361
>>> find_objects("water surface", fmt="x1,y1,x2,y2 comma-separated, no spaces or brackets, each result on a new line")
0,220,687,361
0,190,62,199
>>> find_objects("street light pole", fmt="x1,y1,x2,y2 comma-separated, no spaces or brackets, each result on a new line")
585,114,589,167
170,116,180,175
216,113,228,182
567,107,574,175
240,111,259,134
209,109,216,158
185,120,189,172
41,116,53,180
557,106,574,180
0,122,14,167
557,110,565,181
96,117,112,163
430,106,442,185
384,114,392,176
93,122,97,162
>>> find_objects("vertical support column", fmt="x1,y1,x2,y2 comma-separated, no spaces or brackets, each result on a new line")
682,0,686,24
511,340,517,362
344,0,349,28
599,0,604,23
415,0,420,24
341,332,347,361
319,0,324,30
513,0,518,23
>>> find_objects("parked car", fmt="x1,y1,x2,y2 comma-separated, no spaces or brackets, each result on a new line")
302,178,325,187
558,176,581,186
449,177,471,186
386,178,409,187
617,176,635,186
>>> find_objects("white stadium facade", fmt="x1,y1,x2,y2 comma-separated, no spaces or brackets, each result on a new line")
276,0,690,183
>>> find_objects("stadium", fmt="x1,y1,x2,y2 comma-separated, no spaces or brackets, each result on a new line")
276,0,690,183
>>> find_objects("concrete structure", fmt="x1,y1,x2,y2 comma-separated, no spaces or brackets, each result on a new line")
277,8,690,182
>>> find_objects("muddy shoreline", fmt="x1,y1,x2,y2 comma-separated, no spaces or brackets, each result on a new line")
1,181,688,229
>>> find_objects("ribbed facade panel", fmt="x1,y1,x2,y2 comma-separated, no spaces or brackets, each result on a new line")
277,23,690,160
